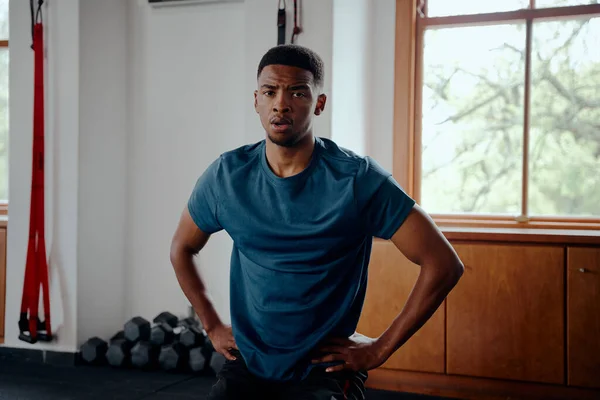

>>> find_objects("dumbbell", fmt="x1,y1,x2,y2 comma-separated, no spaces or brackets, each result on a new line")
153,311,178,328
106,331,134,367
110,314,153,368
124,316,151,342
157,325,205,372
80,337,108,365
188,339,227,375
134,312,191,369
131,340,160,369
151,317,202,347
159,341,189,371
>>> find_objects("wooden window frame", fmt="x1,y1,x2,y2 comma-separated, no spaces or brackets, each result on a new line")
393,0,600,231
0,38,7,216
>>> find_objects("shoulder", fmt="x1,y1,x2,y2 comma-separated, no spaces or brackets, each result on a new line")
316,137,391,181
206,140,264,176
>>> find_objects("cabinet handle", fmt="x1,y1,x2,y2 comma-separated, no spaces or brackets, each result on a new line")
579,268,587,273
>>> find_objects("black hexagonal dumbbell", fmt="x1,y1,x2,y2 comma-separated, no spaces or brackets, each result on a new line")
131,340,160,369
188,339,226,375
179,325,206,349
124,316,151,342
80,337,108,365
106,331,134,368
153,311,178,328
151,315,202,348
150,322,175,347
159,341,189,372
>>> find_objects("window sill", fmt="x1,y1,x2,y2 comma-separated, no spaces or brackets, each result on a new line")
439,225,600,245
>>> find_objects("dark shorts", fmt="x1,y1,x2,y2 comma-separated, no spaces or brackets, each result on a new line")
208,350,368,400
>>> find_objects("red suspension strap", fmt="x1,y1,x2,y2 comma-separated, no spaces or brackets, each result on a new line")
277,0,301,45
19,0,53,344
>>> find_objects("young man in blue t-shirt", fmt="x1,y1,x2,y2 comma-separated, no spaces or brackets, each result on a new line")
170,44,464,399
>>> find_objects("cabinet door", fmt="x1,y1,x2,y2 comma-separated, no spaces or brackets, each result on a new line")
567,247,600,389
447,243,564,384
0,228,6,341
357,240,445,373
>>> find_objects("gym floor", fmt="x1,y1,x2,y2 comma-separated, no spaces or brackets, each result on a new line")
0,352,456,400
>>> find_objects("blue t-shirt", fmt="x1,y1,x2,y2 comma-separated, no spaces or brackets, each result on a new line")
187,137,415,382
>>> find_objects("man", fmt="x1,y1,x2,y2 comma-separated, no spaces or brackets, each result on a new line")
170,44,464,399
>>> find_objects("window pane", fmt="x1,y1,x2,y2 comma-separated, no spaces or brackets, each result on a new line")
420,25,525,215
0,49,7,201
427,0,529,17
0,0,7,40
536,0,599,8
529,17,600,217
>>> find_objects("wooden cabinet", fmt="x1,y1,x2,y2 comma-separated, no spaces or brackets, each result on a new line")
0,227,6,342
567,247,600,389
357,240,445,373
361,233,600,399
446,243,565,384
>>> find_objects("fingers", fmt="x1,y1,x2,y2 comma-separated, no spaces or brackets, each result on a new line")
325,363,348,373
326,337,352,346
318,345,347,355
221,348,237,361
311,353,346,364
229,342,238,350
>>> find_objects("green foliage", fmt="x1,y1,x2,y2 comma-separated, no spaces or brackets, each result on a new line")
421,17,600,217
0,0,8,202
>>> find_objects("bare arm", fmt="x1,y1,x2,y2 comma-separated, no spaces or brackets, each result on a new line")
169,207,224,335
376,204,464,359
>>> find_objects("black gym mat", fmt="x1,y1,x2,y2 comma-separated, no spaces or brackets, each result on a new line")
0,354,456,400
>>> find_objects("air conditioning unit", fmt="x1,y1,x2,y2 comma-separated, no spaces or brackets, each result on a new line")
148,0,243,8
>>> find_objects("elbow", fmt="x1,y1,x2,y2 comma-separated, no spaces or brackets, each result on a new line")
169,239,190,268
169,240,180,267
453,259,465,282
446,256,464,288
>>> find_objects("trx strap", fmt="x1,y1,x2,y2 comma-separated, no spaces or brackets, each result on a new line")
19,0,53,344
291,0,300,44
277,0,301,45
277,0,286,45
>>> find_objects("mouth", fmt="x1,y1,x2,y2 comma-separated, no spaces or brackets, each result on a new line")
270,117,293,133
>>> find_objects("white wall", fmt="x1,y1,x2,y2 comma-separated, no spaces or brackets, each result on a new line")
126,0,335,325
332,0,396,172
77,0,129,345
369,0,397,173
5,0,397,349
126,0,247,323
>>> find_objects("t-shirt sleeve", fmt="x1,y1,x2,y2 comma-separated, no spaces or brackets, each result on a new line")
187,157,223,234
355,156,416,240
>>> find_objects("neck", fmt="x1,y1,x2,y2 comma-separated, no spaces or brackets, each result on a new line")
265,134,316,178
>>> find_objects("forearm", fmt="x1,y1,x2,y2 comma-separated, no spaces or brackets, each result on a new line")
376,261,463,359
171,251,223,333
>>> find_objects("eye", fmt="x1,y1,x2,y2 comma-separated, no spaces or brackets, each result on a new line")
263,91,275,97
292,92,306,98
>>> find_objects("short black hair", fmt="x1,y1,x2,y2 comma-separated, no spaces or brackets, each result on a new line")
257,44,324,89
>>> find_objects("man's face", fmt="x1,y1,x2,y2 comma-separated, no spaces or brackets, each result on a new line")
254,64,326,148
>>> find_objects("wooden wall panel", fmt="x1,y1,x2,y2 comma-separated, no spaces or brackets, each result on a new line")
0,228,6,343
358,240,445,373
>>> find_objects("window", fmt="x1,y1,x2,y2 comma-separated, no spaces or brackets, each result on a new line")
0,0,7,215
394,0,600,229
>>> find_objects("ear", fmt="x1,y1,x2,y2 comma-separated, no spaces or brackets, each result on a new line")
314,94,327,116
254,90,259,113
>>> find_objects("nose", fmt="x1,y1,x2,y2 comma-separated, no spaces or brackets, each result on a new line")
273,93,291,114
